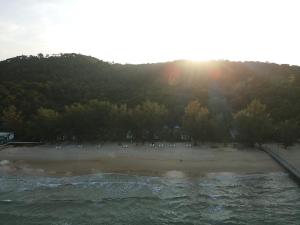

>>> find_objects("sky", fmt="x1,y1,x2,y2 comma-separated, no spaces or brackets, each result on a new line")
0,0,300,65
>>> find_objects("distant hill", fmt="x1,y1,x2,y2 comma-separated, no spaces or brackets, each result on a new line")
1,53,300,141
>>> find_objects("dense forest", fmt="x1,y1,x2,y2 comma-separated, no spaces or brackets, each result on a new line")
1,53,300,147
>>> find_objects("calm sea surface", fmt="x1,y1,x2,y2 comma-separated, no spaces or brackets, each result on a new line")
0,172,299,225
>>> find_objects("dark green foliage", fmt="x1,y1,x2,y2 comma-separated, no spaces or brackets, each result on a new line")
129,101,168,142
0,105,24,138
183,100,213,144
61,100,114,141
276,120,300,148
0,54,300,145
234,99,273,146
32,108,60,141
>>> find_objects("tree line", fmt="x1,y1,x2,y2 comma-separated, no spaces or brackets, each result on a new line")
0,54,300,147
1,98,299,148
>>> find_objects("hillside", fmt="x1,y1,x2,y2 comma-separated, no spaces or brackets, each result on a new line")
1,53,300,143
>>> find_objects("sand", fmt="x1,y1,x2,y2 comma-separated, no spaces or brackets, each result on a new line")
0,143,284,177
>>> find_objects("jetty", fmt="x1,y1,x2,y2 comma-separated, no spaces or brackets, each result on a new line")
0,142,43,150
262,145,300,183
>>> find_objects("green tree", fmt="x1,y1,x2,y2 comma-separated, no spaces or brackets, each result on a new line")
276,120,299,148
234,99,273,147
211,113,232,144
110,104,130,142
62,100,114,140
1,105,24,137
34,108,60,141
183,100,212,145
130,101,168,142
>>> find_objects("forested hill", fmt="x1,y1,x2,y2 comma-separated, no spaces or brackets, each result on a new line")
1,53,300,144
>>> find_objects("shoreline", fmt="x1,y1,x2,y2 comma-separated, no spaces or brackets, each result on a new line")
0,143,284,177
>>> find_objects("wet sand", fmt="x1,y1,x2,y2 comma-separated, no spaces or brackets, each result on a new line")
0,143,283,177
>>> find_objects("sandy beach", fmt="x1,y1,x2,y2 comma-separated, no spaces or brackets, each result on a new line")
0,143,283,177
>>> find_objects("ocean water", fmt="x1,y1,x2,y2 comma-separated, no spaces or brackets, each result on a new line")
0,172,299,225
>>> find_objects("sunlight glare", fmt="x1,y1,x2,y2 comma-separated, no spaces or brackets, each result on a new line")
4,0,300,64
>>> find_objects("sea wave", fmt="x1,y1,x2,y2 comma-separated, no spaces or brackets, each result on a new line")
0,172,299,225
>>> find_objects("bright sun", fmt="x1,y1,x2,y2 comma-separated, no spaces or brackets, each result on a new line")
2,0,300,64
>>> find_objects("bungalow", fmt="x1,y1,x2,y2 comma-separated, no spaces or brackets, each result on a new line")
0,132,14,145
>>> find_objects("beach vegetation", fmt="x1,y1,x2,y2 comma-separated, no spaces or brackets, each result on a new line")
0,54,300,146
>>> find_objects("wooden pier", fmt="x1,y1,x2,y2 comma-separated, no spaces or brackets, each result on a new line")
0,141,43,150
262,145,300,183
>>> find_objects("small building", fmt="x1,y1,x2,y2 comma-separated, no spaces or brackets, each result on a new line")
0,132,14,144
